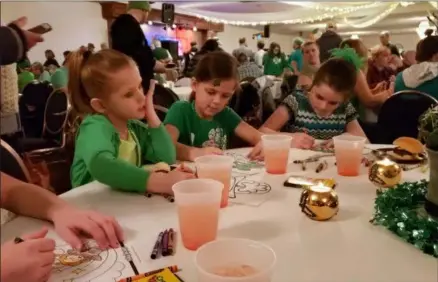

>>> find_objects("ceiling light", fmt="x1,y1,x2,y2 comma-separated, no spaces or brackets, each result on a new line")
172,24,177,29
148,21,152,25
193,26,197,31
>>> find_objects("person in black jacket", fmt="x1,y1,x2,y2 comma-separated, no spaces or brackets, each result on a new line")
316,22,343,63
0,16,43,66
110,1,165,93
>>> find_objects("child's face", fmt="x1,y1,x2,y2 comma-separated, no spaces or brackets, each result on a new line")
191,79,237,118
303,44,320,65
308,83,344,118
92,65,146,121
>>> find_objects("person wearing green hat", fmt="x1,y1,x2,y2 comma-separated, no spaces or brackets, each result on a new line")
110,1,166,93
288,38,304,74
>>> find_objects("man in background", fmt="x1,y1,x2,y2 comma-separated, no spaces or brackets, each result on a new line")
254,40,265,69
316,22,342,63
232,37,254,62
237,51,263,80
379,31,400,57
110,1,165,93
288,38,304,74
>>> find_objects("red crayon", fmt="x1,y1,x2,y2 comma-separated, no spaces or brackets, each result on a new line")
167,228,175,256
161,229,169,256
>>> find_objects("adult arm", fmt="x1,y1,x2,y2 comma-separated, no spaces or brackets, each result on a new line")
355,70,390,108
1,172,67,221
0,25,26,65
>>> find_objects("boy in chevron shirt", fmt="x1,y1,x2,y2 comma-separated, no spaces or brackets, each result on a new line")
261,56,367,149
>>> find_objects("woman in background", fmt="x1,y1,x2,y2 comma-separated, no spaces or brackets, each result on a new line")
263,42,288,77
43,49,60,68
366,46,395,89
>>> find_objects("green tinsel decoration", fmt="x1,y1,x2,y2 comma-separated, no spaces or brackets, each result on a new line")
330,46,364,71
371,180,438,258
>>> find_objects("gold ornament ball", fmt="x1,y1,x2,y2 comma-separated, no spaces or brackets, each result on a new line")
368,159,402,188
299,186,339,221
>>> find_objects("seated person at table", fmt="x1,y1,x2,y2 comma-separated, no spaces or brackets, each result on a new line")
0,172,123,282
69,49,194,194
260,58,367,149
164,51,263,161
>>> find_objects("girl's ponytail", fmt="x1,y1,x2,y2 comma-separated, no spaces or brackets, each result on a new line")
67,50,94,114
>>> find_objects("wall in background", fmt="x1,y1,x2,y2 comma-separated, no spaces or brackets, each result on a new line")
1,1,108,63
217,25,294,55
356,32,420,52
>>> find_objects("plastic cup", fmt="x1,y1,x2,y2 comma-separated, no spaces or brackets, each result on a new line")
261,135,292,174
333,135,366,176
195,238,277,282
172,179,223,251
195,155,234,208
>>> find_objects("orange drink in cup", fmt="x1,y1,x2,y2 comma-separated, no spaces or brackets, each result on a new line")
195,238,276,282
172,179,223,251
333,135,366,176
261,135,292,174
195,155,234,208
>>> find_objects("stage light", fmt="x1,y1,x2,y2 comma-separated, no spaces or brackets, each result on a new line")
193,26,197,31
172,24,177,29
148,21,152,25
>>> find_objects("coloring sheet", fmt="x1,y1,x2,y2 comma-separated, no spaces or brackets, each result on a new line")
49,240,141,282
225,152,272,207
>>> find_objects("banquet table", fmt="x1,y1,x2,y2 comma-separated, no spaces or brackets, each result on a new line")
171,86,191,101
1,146,437,282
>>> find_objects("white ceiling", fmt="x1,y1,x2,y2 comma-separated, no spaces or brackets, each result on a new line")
150,1,436,36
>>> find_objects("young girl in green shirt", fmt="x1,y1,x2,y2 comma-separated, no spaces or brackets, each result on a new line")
69,49,194,194
164,51,263,161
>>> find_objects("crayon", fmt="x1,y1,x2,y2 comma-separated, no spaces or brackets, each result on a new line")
14,237,24,244
315,161,328,173
161,230,169,256
163,194,175,203
301,162,306,171
117,265,180,282
150,231,164,260
167,228,175,255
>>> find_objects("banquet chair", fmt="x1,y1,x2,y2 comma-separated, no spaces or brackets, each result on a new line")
240,76,256,83
19,81,53,138
377,90,438,144
0,139,32,183
19,89,69,152
278,75,298,103
153,84,180,109
154,105,168,122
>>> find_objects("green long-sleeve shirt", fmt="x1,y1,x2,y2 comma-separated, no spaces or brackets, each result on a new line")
71,115,176,192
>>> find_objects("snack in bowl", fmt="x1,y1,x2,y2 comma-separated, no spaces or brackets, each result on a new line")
387,137,425,162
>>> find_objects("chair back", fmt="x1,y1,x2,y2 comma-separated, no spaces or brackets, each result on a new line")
154,105,168,122
19,81,54,138
278,75,298,102
43,90,68,139
231,82,262,127
153,84,180,109
0,139,31,183
378,90,438,143
240,76,256,83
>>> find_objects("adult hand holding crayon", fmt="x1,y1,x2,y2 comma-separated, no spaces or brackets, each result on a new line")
1,228,55,282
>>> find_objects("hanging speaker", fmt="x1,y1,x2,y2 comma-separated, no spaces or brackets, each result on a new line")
162,3,175,25
264,25,270,38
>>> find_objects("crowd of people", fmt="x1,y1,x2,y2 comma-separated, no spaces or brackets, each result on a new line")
0,1,438,281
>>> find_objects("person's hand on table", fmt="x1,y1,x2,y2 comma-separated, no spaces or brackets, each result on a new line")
50,206,124,250
1,228,55,282
320,138,334,150
194,146,223,159
291,133,315,149
148,170,196,195
247,141,264,161
11,17,44,49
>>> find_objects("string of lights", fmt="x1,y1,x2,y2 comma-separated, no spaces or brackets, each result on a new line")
343,3,400,29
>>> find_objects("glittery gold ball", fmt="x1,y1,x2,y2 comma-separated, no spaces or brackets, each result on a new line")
299,188,339,221
368,159,402,188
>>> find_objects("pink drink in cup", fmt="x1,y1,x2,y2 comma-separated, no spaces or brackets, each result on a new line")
195,155,234,208
333,135,366,176
261,135,292,174
172,179,223,250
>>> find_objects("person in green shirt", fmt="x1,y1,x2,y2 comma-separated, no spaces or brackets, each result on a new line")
68,49,194,194
164,51,264,161
288,38,304,74
263,42,288,77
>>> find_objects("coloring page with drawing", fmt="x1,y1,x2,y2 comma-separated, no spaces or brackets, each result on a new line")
49,240,140,282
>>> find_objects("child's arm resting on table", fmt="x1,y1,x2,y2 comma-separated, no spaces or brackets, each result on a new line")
139,122,176,165
77,124,149,193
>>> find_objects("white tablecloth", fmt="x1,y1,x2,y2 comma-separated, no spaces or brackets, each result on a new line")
1,146,436,282
171,86,191,101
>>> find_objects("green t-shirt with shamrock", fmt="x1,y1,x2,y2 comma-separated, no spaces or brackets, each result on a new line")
164,101,242,150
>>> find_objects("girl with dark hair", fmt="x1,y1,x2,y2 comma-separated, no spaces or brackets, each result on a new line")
43,49,60,68
164,51,263,161
263,42,288,77
184,39,222,77
261,54,367,149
